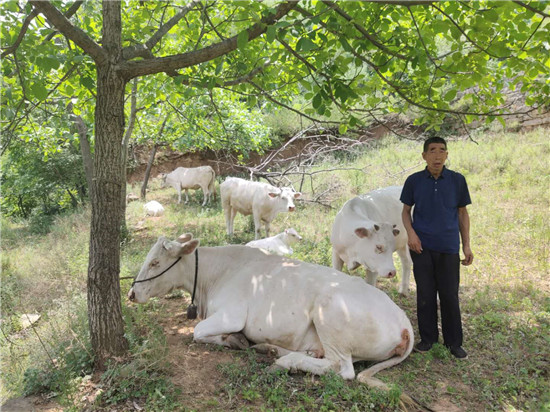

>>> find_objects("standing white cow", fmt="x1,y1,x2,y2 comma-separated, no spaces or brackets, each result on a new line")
220,177,301,239
246,228,302,256
161,166,216,206
128,233,414,391
331,186,412,296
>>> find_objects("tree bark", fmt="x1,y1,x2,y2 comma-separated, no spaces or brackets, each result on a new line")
87,2,128,369
121,78,138,225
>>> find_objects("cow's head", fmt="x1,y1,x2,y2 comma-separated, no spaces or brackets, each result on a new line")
267,187,301,212
128,233,199,303
284,228,303,244
349,222,399,278
159,173,168,186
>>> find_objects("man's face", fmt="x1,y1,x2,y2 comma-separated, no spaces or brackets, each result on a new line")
422,143,448,175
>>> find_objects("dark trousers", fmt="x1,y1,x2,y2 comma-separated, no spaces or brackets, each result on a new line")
411,249,463,347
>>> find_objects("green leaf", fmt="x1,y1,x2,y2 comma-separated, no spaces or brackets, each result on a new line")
338,123,348,135
237,31,249,50
444,89,457,102
312,93,323,109
30,82,48,100
296,37,316,52
265,25,276,43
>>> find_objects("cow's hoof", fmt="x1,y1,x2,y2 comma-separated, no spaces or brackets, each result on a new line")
223,333,250,350
251,343,279,358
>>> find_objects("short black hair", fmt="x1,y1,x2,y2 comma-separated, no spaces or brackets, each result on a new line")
423,136,447,152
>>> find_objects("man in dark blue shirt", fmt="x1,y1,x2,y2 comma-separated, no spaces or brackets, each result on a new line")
400,136,473,359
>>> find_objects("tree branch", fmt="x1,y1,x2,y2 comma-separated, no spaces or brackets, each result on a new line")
320,1,408,60
122,1,201,60
513,1,550,18
116,1,298,80
29,0,107,64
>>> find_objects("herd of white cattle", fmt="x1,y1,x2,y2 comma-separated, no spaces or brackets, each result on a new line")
131,165,414,391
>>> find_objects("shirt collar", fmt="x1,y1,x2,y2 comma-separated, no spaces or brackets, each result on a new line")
423,166,448,179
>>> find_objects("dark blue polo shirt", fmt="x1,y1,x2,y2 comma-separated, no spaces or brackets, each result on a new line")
400,167,471,254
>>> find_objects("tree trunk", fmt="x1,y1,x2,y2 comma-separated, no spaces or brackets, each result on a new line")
76,115,94,197
87,1,128,370
141,144,157,200
140,115,168,200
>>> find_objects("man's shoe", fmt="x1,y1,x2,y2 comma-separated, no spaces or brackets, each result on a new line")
447,345,468,359
414,341,433,353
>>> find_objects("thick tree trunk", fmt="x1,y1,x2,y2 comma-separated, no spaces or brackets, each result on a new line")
87,2,128,369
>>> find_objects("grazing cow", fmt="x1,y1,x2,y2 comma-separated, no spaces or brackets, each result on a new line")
161,166,216,206
128,233,414,390
331,186,411,296
246,228,302,256
144,200,165,217
220,177,301,239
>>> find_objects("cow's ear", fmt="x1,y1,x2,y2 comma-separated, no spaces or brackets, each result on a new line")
180,239,200,255
293,192,302,199
177,233,193,243
355,227,372,238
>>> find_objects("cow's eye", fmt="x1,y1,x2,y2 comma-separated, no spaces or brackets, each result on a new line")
149,259,160,268
375,245,385,254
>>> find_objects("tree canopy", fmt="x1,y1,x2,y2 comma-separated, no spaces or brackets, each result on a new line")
2,0,549,367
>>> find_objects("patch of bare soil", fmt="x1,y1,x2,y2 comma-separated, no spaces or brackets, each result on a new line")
157,298,242,410
1,396,63,412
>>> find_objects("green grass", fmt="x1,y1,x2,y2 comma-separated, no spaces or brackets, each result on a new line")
1,128,549,411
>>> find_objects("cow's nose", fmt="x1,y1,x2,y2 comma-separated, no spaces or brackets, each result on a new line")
387,270,396,278
128,289,135,301
288,206,295,212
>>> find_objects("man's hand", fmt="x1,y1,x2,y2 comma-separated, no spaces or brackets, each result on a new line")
407,232,423,254
461,246,474,265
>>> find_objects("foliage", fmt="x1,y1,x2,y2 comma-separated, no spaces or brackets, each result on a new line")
0,136,87,223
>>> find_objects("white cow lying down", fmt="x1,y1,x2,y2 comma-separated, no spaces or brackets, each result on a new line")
246,228,302,256
331,186,412,296
128,233,414,389
144,200,165,217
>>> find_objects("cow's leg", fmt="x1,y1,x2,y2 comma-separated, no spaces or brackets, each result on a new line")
365,269,378,286
264,221,271,238
332,250,344,271
251,343,324,359
275,351,354,380
200,185,208,206
176,187,182,204
396,246,412,296
193,311,247,349
253,214,262,239
184,189,190,204
229,209,238,235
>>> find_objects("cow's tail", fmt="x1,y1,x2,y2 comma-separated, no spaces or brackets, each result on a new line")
209,168,217,201
356,325,428,411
